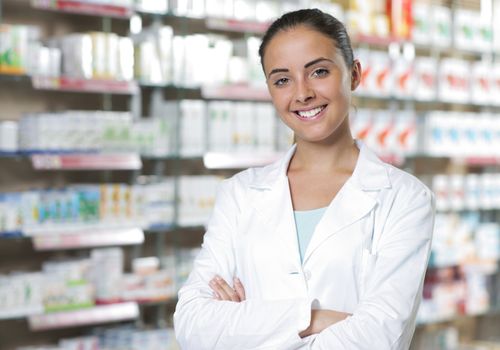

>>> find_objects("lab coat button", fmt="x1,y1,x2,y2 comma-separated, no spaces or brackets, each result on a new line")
304,270,311,281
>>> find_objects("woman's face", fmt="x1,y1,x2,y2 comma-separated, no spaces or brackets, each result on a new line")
263,25,359,145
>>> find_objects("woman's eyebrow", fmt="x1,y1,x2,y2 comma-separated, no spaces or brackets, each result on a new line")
304,57,333,68
268,57,334,78
268,68,288,78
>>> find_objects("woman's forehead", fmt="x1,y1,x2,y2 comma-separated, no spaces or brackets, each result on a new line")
263,28,343,70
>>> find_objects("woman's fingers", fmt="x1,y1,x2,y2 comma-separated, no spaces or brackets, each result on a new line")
208,276,242,302
233,277,246,301
209,278,231,300
215,276,240,302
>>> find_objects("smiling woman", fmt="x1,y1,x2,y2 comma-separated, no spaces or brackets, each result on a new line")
174,9,435,350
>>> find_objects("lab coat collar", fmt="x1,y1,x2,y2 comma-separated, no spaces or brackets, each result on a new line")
249,139,392,192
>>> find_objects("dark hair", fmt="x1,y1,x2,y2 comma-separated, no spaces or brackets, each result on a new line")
258,9,354,73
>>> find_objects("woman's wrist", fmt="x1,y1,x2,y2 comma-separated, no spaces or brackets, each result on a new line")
299,309,352,338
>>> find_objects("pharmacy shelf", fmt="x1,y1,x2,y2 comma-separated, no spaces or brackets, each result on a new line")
417,307,500,326
0,306,44,321
428,256,500,271
201,84,271,101
203,151,283,169
0,231,24,239
28,302,139,331
0,73,31,83
31,0,133,18
205,17,271,34
353,94,500,109
463,156,500,166
136,11,271,35
32,76,139,95
31,227,144,251
353,34,492,57
137,297,178,307
30,153,142,170
140,83,270,101
145,224,204,234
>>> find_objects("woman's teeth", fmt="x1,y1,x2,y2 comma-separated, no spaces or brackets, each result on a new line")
296,105,325,118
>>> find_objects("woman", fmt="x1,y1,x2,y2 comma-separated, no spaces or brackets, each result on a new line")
174,9,435,350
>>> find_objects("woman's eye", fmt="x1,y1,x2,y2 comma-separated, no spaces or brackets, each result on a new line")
273,77,289,86
312,68,329,77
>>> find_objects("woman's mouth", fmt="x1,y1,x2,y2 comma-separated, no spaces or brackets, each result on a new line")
294,105,327,121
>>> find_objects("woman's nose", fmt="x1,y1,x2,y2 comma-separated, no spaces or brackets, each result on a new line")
295,81,315,103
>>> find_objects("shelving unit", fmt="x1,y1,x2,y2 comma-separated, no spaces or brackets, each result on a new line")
31,0,134,18
31,76,139,94
30,153,142,170
1,0,499,349
28,302,140,331
31,227,144,251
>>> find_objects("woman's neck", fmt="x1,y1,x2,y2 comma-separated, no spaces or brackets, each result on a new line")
290,134,359,175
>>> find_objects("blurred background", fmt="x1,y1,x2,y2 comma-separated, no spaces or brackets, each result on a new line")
0,0,499,349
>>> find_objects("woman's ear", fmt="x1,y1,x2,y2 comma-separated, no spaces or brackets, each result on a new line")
351,59,362,91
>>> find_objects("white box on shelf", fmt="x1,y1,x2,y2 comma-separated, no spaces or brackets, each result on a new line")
369,109,394,155
0,121,18,152
392,111,417,155
233,102,254,152
454,10,477,52
255,0,280,22
255,103,276,153
208,101,233,152
438,58,471,103
392,57,415,98
366,51,392,97
411,3,431,45
471,62,492,105
491,63,500,106
180,100,206,157
60,34,93,79
233,0,257,21
350,108,373,144
431,6,452,48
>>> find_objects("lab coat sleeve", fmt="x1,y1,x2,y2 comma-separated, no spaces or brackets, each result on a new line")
174,178,313,350
309,185,435,350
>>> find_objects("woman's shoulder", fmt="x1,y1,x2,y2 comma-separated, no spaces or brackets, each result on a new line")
382,162,434,204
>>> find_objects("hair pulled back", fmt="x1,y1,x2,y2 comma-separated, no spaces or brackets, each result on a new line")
259,9,354,72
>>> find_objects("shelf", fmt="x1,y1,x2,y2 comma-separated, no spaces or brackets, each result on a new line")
31,153,142,170
137,297,178,307
28,302,139,331
462,157,500,166
0,73,31,83
205,18,271,34
32,76,139,94
354,34,407,46
31,227,144,251
0,306,44,321
353,94,500,109
31,0,133,18
203,151,405,169
417,307,500,326
203,151,283,169
353,34,493,57
0,231,24,239
201,84,271,101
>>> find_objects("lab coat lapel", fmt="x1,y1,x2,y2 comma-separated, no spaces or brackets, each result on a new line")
302,140,391,265
248,145,301,265
302,183,377,264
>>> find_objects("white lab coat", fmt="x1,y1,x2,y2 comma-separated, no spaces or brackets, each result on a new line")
174,140,435,350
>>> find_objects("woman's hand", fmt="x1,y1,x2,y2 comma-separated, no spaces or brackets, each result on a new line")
299,310,351,338
209,275,246,302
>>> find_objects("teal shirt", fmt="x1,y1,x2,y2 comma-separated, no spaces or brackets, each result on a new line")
293,207,328,263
